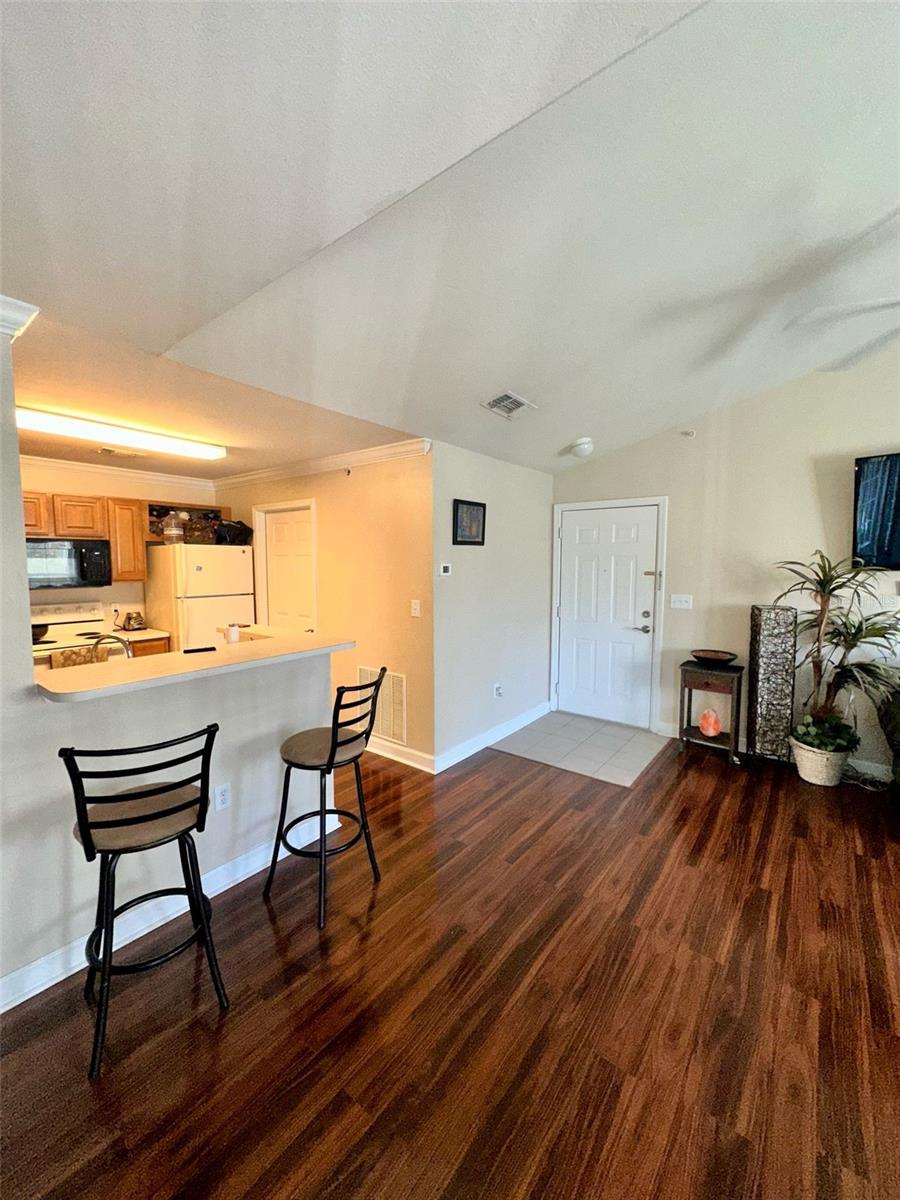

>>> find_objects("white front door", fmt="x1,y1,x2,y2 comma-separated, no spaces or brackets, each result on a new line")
265,507,316,630
557,505,658,726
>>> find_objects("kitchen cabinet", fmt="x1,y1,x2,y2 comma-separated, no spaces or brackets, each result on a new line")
23,491,52,536
130,637,170,657
52,494,108,539
107,497,147,581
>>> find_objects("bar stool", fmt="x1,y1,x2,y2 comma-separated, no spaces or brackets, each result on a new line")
263,667,387,928
59,724,229,1079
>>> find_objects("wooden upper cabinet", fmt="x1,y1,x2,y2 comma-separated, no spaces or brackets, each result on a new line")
52,494,108,539
106,497,147,581
23,491,52,536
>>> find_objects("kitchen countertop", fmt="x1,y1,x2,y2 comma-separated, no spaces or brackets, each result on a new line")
34,629,355,702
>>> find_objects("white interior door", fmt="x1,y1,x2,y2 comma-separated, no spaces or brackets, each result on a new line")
557,505,658,726
265,507,316,630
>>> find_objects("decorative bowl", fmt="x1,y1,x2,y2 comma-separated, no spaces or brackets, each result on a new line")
690,649,737,664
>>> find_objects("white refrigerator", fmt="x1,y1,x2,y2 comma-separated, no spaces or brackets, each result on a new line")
145,545,255,651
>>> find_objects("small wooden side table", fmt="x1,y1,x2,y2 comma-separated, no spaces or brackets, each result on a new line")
678,660,744,766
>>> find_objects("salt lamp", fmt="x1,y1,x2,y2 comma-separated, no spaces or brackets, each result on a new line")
699,708,721,738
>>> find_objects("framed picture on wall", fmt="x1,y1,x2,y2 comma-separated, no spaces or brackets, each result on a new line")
452,499,486,545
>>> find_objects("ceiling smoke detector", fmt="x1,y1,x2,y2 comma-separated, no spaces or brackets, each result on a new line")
480,391,537,420
571,437,594,458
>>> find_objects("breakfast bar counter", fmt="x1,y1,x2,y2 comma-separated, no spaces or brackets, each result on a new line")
35,630,355,702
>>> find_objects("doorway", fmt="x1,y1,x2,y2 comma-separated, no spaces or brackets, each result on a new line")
551,498,667,729
252,500,317,631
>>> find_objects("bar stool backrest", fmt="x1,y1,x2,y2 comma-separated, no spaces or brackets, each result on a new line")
327,667,387,770
59,724,219,862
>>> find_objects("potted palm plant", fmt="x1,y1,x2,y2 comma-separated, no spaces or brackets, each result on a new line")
774,551,900,786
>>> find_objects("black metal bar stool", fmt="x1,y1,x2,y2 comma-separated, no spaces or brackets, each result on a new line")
59,724,229,1079
263,667,387,928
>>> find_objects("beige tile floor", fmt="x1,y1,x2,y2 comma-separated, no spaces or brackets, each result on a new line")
492,711,671,786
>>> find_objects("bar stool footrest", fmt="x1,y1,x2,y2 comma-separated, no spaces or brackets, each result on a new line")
84,887,212,975
282,809,364,858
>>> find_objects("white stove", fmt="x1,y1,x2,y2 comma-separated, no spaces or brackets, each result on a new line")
31,602,118,661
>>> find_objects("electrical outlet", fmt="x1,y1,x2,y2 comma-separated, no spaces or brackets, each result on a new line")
410,599,421,617
670,594,693,610
493,683,503,699
214,783,231,811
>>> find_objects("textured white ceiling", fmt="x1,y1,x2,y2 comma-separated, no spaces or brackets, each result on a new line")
166,1,900,472
1,0,696,351
5,2,899,476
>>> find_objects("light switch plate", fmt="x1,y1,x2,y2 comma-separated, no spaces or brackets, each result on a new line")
410,599,421,617
439,562,452,576
670,593,693,610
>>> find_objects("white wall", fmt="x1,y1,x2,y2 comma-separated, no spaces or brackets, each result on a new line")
432,441,553,765
1,320,331,1000
554,343,900,771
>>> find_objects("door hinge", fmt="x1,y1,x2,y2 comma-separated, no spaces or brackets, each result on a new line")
555,681,559,694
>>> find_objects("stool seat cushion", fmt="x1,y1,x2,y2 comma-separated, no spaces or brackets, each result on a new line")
73,784,201,852
281,726,366,768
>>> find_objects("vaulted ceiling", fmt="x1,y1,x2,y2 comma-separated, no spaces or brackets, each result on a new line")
4,2,899,475
2,0,695,351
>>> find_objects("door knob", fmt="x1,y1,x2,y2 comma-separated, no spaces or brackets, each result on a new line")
632,624,652,634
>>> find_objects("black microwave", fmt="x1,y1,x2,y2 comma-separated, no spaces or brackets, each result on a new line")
26,538,113,589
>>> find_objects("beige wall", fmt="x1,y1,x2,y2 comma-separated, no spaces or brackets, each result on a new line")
19,455,216,504
554,344,900,768
216,455,435,756
432,441,553,760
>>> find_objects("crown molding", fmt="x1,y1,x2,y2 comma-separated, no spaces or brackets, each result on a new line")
0,295,39,340
216,438,432,488
18,454,217,495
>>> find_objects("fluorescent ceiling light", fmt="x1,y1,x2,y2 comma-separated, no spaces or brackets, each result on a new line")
15,408,226,460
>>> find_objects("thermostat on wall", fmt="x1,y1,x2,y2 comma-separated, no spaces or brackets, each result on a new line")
439,562,452,576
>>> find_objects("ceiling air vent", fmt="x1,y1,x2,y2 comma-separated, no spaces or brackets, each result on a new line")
480,391,537,420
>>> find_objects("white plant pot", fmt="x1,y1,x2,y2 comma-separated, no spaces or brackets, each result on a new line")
789,737,849,787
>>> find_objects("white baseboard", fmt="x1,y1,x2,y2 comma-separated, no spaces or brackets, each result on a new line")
0,813,339,1014
367,736,436,774
850,757,892,782
654,720,679,738
433,701,552,774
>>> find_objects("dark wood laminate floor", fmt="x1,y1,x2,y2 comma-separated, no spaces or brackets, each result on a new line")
2,745,898,1200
